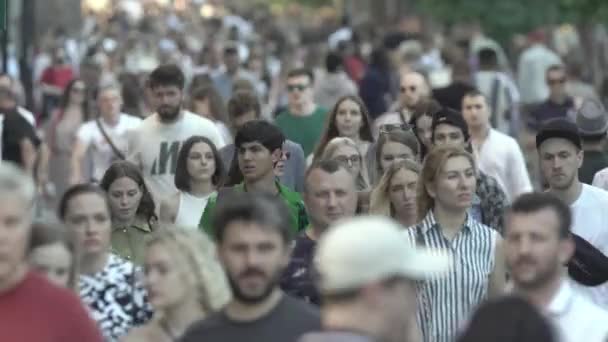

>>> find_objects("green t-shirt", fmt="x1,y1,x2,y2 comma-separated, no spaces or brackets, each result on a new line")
199,182,309,237
275,106,327,156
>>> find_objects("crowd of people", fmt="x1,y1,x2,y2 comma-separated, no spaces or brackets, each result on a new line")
2,3,608,342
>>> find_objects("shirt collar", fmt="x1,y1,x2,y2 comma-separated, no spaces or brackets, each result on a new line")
546,279,574,317
419,209,475,235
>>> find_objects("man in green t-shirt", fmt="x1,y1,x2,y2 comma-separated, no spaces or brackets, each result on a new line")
275,68,327,157
200,120,308,234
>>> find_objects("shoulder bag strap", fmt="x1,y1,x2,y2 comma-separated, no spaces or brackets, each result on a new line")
96,118,125,160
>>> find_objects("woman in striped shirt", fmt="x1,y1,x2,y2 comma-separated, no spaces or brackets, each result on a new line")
405,146,506,342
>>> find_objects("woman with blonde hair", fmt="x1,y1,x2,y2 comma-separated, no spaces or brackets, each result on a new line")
321,137,370,191
122,228,231,342
369,159,421,227
404,146,505,342
371,129,420,184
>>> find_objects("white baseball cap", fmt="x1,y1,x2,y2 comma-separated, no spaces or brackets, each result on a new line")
315,216,451,294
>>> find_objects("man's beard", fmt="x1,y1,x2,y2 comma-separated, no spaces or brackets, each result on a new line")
157,104,181,122
228,266,284,305
511,256,561,291
548,171,576,191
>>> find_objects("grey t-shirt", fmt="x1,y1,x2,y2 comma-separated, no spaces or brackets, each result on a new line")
181,295,320,342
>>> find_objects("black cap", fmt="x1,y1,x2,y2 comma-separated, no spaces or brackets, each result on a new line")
535,118,581,150
431,107,470,142
568,233,608,286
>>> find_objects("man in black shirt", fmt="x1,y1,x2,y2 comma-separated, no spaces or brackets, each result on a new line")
0,87,40,172
182,192,320,342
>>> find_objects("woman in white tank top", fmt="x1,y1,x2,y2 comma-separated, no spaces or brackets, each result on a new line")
160,136,225,230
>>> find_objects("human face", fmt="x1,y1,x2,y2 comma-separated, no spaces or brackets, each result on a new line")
547,69,567,99
0,197,31,284
462,95,490,130
224,51,240,73
539,138,582,191
238,142,279,182
274,148,290,178
218,221,289,303
415,115,433,148
232,111,259,131
192,99,212,120
152,85,183,122
97,88,122,120
380,142,415,173
286,75,313,110
108,177,143,223
304,168,358,230
335,99,364,139
70,81,87,105
29,243,72,288
187,142,216,183
332,144,362,178
64,193,112,256
400,73,427,109
433,124,466,148
429,156,476,211
145,242,194,309
505,208,573,290
388,168,418,218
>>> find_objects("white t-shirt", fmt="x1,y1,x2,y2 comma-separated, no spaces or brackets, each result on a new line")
570,184,608,309
77,114,142,181
128,111,224,202
474,128,532,202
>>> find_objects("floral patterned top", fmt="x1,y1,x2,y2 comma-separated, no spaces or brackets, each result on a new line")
79,254,153,342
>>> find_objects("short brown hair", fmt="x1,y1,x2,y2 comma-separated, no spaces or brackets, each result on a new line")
227,90,261,121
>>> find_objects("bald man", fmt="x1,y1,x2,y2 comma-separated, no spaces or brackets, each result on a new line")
373,71,430,137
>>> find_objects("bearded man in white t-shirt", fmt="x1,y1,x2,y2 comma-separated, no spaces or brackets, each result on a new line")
537,118,608,310
127,64,225,203
70,84,142,184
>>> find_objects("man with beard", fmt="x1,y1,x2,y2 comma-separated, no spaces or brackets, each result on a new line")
281,160,358,305
128,64,224,202
536,118,608,309
182,192,320,342
504,192,608,342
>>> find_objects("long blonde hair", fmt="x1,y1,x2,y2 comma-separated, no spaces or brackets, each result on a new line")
417,146,476,221
321,137,370,191
370,159,421,218
145,228,231,316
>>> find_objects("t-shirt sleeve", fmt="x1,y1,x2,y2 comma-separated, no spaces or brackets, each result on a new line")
76,123,94,146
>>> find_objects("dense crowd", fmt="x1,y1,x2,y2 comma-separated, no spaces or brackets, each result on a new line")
2,3,608,342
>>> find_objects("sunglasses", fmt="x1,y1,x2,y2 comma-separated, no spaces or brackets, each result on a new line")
400,86,417,93
287,84,308,93
547,78,566,85
379,123,412,134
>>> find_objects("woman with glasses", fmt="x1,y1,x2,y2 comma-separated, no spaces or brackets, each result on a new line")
47,79,89,202
320,137,370,191
122,229,231,342
58,184,152,341
312,95,374,163
370,160,421,227
160,136,225,229
405,146,506,342
370,130,420,184
100,161,157,265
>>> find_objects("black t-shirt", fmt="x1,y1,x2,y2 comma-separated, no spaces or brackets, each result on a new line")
180,295,321,342
2,108,40,166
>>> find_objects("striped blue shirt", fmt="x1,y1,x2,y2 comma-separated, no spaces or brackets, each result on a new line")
404,210,498,342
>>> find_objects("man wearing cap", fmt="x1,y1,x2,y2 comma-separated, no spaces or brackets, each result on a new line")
461,90,532,201
504,192,608,342
536,118,608,309
281,160,358,305
297,216,450,342
576,99,608,184
431,107,508,233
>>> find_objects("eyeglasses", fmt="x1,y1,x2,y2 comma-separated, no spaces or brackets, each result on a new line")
547,78,566,85
400,86,417,93
379,123,412,134
334,154,361,166
287,84,309,93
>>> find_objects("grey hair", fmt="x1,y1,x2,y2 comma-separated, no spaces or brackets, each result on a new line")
0,162,36,206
